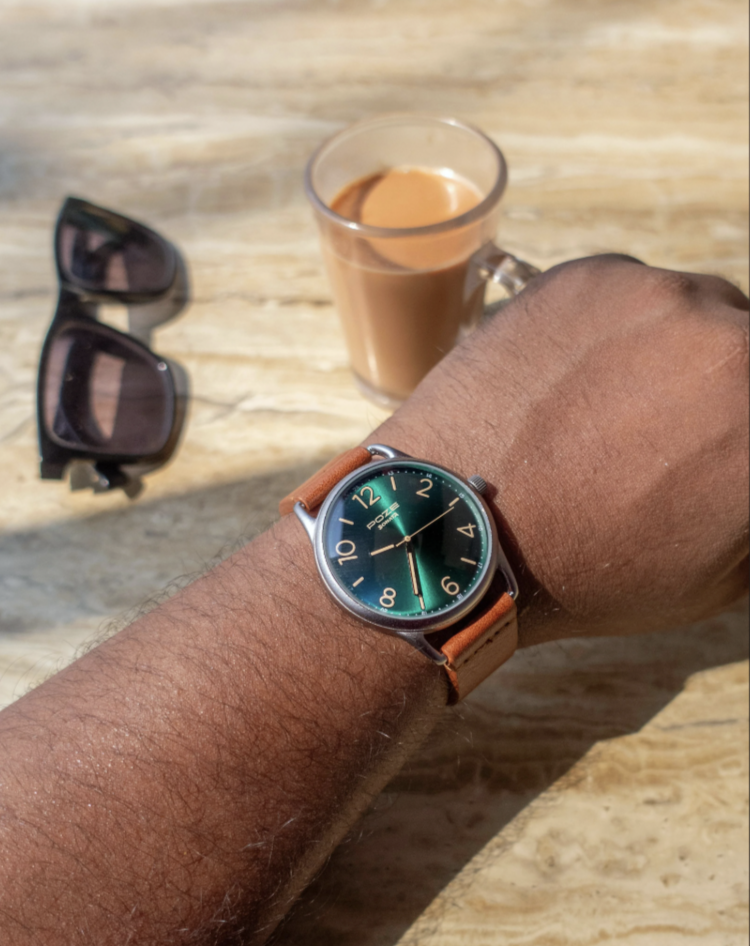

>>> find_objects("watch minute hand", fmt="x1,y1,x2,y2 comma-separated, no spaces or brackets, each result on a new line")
406,543,426,611
395,506,454,546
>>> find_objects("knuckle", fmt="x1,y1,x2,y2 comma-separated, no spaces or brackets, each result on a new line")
701,273,749,309
538,253,636,289
642,268,701,308
527,254,649,313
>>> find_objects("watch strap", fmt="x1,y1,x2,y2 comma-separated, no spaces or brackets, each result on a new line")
278,446,372,516
278,446,518,703
431,573,517,704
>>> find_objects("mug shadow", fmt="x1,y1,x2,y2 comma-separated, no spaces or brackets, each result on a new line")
270,607,749,946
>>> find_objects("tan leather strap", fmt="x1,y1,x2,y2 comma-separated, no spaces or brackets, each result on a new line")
443,597,517,703
278,446,372,516
431,571,517,703
279,446,517,702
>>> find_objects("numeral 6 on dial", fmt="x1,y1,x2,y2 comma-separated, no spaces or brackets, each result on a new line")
441,576,460,596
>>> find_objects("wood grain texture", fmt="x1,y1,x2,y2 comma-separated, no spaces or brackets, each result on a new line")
0,0,746,943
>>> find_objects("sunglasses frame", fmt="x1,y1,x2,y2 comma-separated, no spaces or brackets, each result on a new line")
37,197,189,495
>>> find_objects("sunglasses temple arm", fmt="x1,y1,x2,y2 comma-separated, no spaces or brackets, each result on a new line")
69,461,143,498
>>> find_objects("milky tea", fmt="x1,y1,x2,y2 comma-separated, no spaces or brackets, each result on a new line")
325,166,487,403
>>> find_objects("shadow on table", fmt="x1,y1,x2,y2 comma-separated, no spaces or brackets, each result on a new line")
270,607,748,946
0,460,325,695
1,462,747,946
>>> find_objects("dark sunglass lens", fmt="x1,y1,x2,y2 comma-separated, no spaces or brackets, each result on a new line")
56,199,175,296
42,323,174,457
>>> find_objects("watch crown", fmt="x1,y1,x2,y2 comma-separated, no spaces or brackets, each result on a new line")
468,475,487,494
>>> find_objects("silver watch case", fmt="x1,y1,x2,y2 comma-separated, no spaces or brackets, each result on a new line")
294,444,519,665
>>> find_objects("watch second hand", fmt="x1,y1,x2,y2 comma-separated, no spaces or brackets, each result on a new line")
406,543,426,611
395,506,455,547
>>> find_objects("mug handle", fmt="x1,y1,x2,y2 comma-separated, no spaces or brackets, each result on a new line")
474,242,542,296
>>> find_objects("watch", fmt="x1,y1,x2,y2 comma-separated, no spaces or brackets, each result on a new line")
279,443,519,703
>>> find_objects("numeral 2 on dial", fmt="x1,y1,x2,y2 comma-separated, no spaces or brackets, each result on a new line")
415,478,433,498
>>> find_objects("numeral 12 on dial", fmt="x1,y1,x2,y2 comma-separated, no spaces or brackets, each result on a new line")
353,486,381,509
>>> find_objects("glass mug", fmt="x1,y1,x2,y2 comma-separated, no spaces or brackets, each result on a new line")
305,114,540,407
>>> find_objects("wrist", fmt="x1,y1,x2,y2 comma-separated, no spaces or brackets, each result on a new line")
249,511,450,699
360,417,554,649
0,508,448,945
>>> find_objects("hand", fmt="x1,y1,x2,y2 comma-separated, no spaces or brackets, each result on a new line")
374,256,749,646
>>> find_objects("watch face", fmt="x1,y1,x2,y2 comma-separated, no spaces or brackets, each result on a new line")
316,460,497,632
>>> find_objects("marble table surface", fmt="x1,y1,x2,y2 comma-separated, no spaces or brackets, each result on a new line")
0,0,747,943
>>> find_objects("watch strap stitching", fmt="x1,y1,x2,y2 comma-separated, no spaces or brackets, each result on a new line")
448,607,515,669
441,589,518,704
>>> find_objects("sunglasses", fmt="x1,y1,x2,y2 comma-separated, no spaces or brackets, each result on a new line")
37,197,189,497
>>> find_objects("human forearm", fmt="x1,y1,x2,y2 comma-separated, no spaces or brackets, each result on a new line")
0,513,446,944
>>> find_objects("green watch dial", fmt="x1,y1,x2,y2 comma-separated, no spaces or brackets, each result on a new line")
321,462,491,622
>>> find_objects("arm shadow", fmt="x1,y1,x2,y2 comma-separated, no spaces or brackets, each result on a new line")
0,462,745,945
270,606,749,946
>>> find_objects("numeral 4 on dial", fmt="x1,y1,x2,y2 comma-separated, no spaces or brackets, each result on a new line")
457,523,476,538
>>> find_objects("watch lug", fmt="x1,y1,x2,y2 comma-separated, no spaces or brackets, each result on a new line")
496,557,520,600
366,443,413,461
293,502,317,543
395,630,448,666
